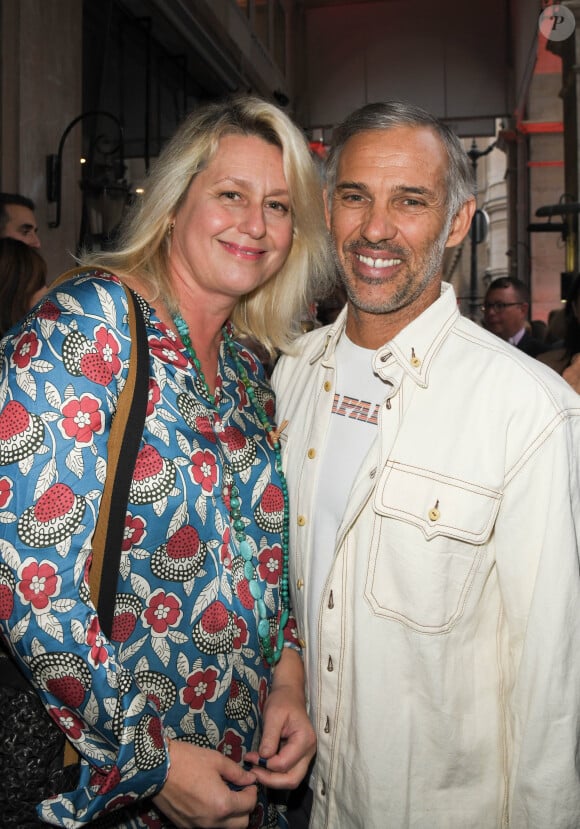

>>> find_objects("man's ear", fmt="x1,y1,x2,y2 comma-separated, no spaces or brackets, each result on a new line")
323,189,332,230
445,197,476,249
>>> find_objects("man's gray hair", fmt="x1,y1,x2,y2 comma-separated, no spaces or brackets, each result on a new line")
325,101,475,222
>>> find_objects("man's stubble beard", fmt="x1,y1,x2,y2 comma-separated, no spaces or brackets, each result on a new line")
331,224,449,317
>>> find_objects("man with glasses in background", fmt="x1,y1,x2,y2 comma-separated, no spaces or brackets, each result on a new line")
482,276,546,355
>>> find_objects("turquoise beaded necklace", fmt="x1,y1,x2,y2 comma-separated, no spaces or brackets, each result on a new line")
172,312,290,665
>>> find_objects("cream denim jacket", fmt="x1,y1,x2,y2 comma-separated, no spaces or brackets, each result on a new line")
272,283,580,829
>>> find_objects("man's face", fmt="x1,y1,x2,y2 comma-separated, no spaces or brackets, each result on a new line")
325,126,473,333
1,204,40,247
483,286,527,340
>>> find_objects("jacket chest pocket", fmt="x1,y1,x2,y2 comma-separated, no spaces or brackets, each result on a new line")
365,462,501,632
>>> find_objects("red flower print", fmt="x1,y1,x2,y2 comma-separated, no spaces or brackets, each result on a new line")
149,335,189,369
122,513,146,551
258,677,268,714
49,706,84,740
239,348,259,374
11,331,41,370
0,476,12,508
190,449,219,494
195,414,217,444
146,379,161,417
236,379,248,409
233,614,249,649
99,794,133,813
220,526,232,568
59,394,104,445
86,616,108,667
283,614,300,648
218,729,243,762
143,589,182,634
182,666,219,711
94,325,121,375
16,558,60,611
257,545,282,585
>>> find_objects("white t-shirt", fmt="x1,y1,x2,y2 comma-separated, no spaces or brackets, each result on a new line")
307,332,386,725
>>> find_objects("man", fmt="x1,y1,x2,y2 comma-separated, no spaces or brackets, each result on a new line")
0,192,41,248
482,276,545,356
272,101,580,828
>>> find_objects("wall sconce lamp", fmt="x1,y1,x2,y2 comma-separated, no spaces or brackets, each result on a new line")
46,110,127,231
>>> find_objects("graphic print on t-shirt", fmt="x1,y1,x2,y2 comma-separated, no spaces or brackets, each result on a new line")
332,393,380,425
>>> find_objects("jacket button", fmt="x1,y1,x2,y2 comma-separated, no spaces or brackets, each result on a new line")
411,356,421,367
323,381,332,392
297,515,306,526
307,448,316,459
428,507,440,521
296,579,304,589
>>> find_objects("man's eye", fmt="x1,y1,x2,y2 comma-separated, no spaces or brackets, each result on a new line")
221,191,241,201
340,193,365,203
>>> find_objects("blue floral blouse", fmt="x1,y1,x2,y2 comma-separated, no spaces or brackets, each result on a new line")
0,271,297,828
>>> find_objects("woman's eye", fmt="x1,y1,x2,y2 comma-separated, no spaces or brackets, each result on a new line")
267,200,290,213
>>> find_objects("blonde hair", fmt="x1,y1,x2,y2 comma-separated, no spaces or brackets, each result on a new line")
83,96,331,354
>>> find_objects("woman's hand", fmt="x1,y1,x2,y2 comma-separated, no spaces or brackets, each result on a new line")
563,354,580,394
153,740,258,828
245,649,315,790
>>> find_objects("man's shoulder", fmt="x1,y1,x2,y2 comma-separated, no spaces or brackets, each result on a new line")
451,315,580,411
518,330,549,357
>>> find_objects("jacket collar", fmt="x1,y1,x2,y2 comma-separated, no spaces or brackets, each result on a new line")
311,282,460,388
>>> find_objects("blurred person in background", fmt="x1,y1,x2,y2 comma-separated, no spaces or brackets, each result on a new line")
537,274,580,393
482,276,546,356
0,237,47,336
0,193,41,248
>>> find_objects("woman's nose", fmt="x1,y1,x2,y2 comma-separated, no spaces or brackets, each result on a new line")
239,204,267,238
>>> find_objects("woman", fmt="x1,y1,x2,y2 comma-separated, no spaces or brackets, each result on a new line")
0,96,330,827
0,237,47,336
537,275,580,393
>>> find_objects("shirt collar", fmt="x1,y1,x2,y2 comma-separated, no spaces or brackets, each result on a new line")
508,327,526,346
311,282,461,388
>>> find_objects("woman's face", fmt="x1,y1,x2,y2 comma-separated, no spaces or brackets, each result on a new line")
169,133,293,311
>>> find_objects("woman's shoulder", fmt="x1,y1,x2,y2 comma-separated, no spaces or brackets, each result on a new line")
40,268,139,326
49,266,125,298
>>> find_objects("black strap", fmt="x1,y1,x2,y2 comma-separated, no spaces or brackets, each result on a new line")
97,288,149,638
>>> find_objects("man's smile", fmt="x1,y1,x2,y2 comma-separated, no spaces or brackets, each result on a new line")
355,253,403,269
